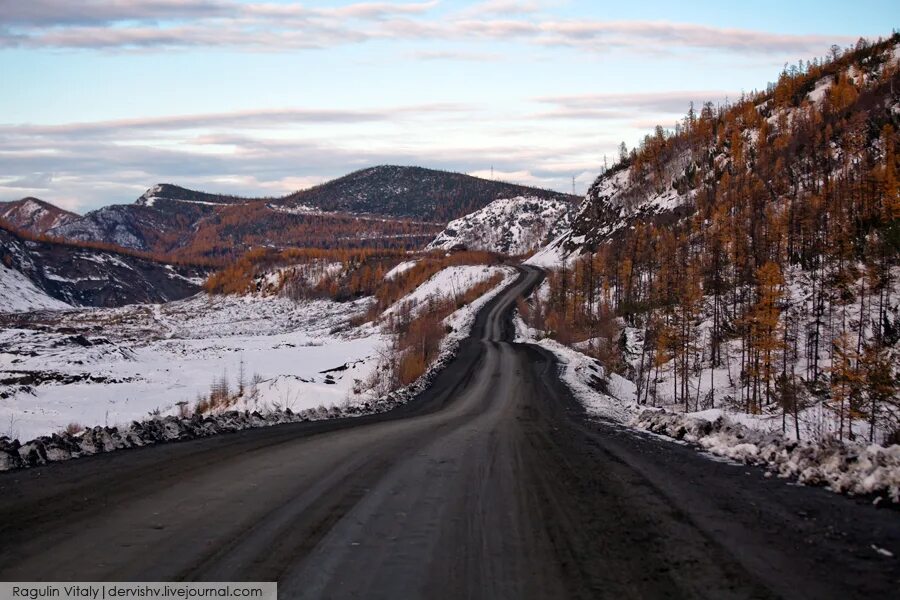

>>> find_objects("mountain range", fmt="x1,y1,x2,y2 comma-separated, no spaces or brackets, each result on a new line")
1,165,576,308
11,166,575,263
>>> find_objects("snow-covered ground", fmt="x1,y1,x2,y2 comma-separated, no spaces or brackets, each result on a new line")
427,196,571,255
0,264,71,313
0,264,515,444
524,232,572,268
616,264,900,445
0,294,380,441
384,260,417,280
383,264,506,318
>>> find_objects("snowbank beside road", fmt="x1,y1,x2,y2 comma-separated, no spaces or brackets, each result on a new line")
635,408,900,502
514,313,900,503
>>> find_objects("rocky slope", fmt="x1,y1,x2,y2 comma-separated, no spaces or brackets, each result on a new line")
47,184,236,252
427,196,573,255
0,224,206,309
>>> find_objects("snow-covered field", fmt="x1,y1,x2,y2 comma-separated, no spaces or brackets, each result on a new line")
0,264,514,444
0,294,381,441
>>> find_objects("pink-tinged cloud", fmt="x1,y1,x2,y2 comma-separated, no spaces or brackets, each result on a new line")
0,1,856,57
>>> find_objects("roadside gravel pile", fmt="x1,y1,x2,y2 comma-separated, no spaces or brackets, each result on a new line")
634,408,900,503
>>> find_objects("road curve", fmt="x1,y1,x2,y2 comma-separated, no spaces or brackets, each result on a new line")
0,266,898,599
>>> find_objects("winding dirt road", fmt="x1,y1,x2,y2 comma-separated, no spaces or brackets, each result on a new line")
0,267,897,599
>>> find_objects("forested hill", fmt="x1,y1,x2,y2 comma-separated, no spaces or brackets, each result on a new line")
528,35,899,443
567,35,898,253
285,165,578,221
30,166,575,261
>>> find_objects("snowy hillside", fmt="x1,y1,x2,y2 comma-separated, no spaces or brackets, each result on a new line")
427,196,572,255
558,40,900,258
521,162,691,266
520,37,900,453
0,224,206,307
0,264,70,313
383,264,507,317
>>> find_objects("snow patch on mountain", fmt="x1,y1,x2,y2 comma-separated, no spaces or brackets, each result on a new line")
427,196,572,255
48,205,148,249
136,185,165,207
0,264,71,313
384,260,417,280
0,198,80,234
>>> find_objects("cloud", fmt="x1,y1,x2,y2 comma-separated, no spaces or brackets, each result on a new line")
0,172,54,189
0,103,473,140
409,49,501,61
0,122,608,210
532,21,850,55
323,1,440,19
0,0,855,56
0,0,437,26
467,167,557,188
534,90,735,120
457,0,547,17
0,0,230,26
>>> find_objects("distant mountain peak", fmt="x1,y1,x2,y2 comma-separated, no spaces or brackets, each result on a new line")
135,184,166,207
134,183,243,207
287,165,578,221
0,197,80,234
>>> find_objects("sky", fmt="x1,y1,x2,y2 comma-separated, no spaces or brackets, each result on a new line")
0,0,895,212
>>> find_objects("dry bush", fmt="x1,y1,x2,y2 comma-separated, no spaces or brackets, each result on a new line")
383,272,504,388
63,422,83,435
194,371,243,415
